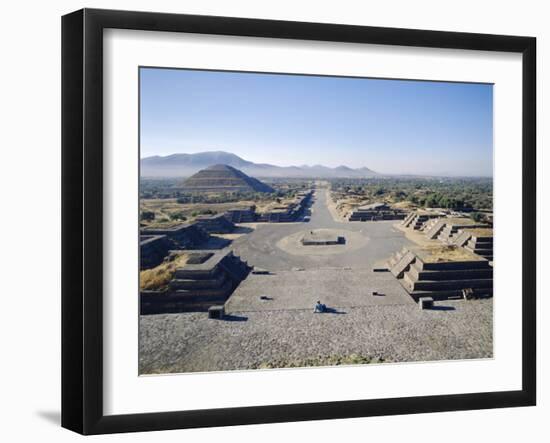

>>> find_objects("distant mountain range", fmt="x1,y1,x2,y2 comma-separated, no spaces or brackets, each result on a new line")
141,151,378,178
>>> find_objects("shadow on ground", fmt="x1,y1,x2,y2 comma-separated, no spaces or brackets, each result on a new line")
36,410,60,426
430,305,456,311
320,307,346,315
234,226,254,234
222,314,248,322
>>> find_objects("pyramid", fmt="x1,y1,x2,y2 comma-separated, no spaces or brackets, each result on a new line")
181,164,274,193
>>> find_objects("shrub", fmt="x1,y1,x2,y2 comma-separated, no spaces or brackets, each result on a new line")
140,211,155,221
169,211,187,221
471,212,485,222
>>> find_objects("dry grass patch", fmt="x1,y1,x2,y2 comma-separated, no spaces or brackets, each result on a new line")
419,245,481,263
392,201,417,210
464,228,493,237
140,253,189,291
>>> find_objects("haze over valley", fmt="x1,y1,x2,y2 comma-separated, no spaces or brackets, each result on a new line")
141,150,378,178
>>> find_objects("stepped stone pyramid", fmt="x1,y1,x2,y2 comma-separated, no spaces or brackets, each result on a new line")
401,211,442,230
141,250,251,314
182,164,274,193
421,217,440,232
453,228,494,261
387,246,493,301
140,222,210,269
424,217,487,242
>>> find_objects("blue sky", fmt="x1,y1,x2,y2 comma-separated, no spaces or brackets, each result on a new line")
140,68,493,177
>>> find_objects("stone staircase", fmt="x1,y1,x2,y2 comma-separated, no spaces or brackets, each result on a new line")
437,222,487,244
424,218,448,239
387,248,417,278
421,217,440,232
195,213,236,233
386,247,493,302
141,223,210,249
224,209,256,223
463,230,494,261
141,250,252,314
402,212,441,230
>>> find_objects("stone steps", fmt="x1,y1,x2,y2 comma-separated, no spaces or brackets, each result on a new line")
387,247,494,302
389,251,416,278
409,288,493,301
402,212,416,226
387,247,408,268
416,259,491,271
425,219,447,239
403,273,493,291
402,212,441,230
407,266,493,281
174,267,222,280
421,218,439,232
171,279,234,298
464,246,493,260
452,230,472,247
169,272,227,290
141,251,252,314
141,294,232,314
195,215,236,233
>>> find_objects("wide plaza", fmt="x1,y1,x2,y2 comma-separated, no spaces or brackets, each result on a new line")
140,187,493,374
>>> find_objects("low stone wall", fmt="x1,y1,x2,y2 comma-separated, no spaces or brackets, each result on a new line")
194,213,235,233
140,235,172,270
301,231,345,245
141,222,210,249
257,191,312,223
349,210,406,222
224,208,256,223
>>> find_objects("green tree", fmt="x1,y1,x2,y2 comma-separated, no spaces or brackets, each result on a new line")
140,211,155,221
471,212,485,222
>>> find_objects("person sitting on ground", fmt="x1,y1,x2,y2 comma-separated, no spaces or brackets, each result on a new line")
314,300,327,313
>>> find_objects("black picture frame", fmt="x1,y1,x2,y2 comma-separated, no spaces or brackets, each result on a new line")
61,8,536,435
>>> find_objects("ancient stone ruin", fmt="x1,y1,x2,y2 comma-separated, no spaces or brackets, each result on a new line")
139,235,172,270
256,190,313,222
140,250,251,314
223,190,313,223
423,217,488,243
301,230,345,246
401,210,443,230
386,246,493,301
194,213,236,233
224,207,256,223
348,202,406,221
452,228,493,261
140,222,210,270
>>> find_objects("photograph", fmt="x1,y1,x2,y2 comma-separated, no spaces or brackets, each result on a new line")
138,67,494,375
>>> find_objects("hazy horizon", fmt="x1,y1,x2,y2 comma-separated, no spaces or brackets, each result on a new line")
140,68,493,177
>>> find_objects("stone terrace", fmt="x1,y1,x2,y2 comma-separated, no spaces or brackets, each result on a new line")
225,268,414,313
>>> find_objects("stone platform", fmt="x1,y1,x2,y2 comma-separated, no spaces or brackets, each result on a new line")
386,246,493,301
301,230,345,246
140,250,251,314
225,268,414,313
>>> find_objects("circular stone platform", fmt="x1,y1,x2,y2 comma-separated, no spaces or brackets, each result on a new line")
276,229,369,256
